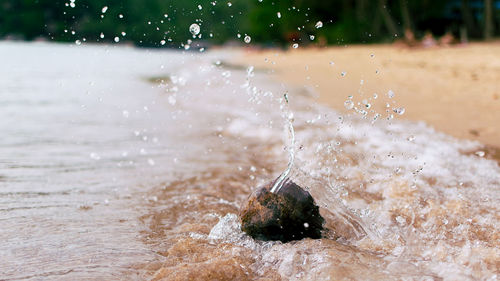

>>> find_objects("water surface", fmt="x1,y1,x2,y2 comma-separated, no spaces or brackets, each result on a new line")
1,42,499,281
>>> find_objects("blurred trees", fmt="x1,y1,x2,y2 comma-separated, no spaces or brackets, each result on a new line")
0,0,498,47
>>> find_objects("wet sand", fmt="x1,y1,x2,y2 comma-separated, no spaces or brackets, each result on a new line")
237,42,500,148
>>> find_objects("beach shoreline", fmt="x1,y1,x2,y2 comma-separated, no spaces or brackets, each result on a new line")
236,42,500,150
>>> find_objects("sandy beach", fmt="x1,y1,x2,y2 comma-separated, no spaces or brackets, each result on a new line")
237,42,500,149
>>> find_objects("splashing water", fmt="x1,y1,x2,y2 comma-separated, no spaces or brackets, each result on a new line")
270,93,296,193
189,23,201,36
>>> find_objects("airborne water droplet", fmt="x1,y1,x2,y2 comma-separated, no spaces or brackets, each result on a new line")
189,23,200,36
388,90,395,98
277,12,281,18
315,21,323,29
393,107,405,115
292,43,299,49
244,35,251,44
309,35,315,40
101,6,108,13
344,100,354,109
114,37,120,43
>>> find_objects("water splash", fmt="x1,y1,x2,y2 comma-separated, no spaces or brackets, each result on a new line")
270,93,296,193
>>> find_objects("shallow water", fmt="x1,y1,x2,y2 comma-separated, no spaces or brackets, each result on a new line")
1,42,499,280
0,42,213,279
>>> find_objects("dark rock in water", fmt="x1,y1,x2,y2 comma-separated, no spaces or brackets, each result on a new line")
239,178,324,242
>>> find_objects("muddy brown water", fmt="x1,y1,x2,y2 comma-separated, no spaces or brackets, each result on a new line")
1,42,499,280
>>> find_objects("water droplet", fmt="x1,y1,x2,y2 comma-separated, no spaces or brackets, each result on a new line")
309,35,315,40
100,32,104,39
475,151,485,157
147,158,155,166
122,110,129,118
277,12,281,18
292,43,299,49
227,2,232,6
160,40,166,45
119,14,124,18
344,100,354,109
247,66,254,76
393,107,405,115
315,21,323,29
101,6,108,13
114,37,119,43
198,4,202,10
75,40,82,45
407,135,415,141
387,90,395,98
341,71,346,77
121,31,126,36
244,35,251,44
189,23,200,36
304,222,309,228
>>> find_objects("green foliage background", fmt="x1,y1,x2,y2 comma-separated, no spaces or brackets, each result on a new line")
0,0,498,47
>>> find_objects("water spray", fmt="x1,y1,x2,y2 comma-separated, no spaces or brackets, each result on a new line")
239,93,325,242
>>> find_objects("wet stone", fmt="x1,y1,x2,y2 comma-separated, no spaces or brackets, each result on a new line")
239,179,324,242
